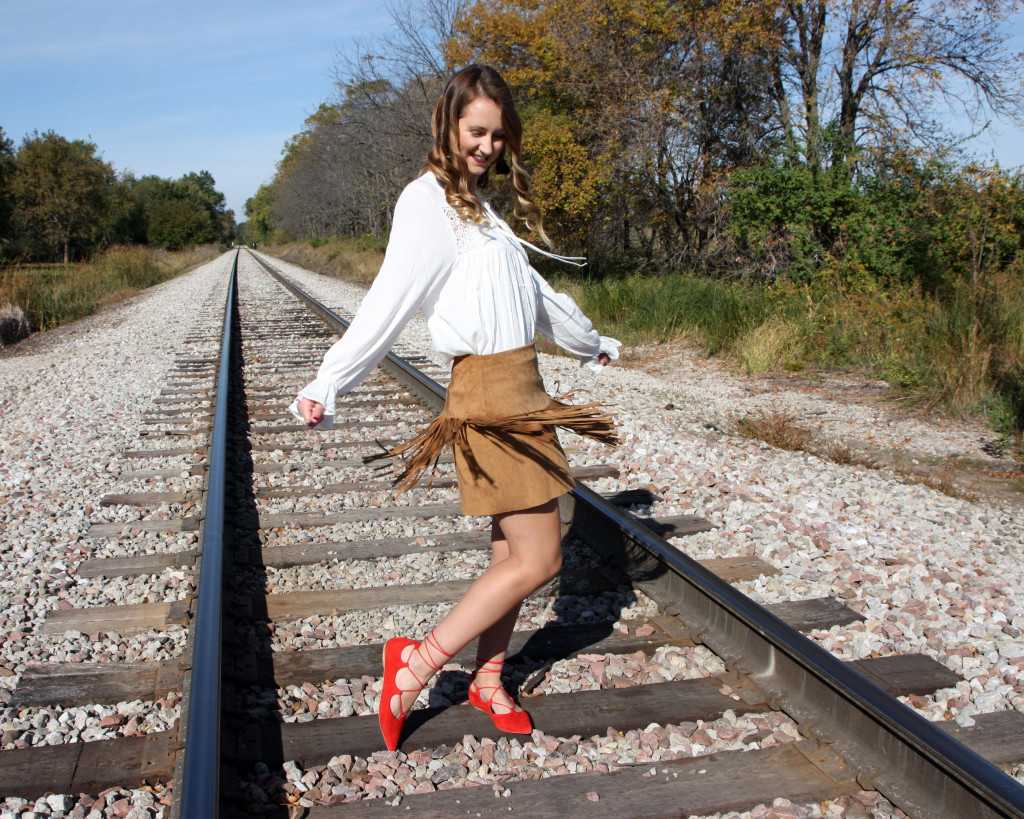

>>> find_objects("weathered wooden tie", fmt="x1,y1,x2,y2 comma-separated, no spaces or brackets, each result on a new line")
17,599,861,707
304,714,1024,819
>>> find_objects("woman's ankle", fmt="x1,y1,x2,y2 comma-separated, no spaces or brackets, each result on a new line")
408,649,438,687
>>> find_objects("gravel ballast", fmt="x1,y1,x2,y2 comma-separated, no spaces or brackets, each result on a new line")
1,249,1021,817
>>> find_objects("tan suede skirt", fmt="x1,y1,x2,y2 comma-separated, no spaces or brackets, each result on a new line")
365,343,617,516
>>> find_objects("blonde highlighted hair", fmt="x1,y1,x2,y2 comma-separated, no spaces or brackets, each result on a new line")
427,65,550,246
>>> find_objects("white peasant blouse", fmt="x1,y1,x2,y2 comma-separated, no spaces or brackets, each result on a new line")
291,172,620,430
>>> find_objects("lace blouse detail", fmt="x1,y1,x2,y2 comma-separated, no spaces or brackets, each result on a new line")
442,199,496,255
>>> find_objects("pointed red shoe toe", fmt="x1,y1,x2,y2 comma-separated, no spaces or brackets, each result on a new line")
468,681,533,734
379,637,418,751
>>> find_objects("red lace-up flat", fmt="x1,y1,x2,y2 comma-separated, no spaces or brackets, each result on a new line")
468,657,533,734
379,633,451,751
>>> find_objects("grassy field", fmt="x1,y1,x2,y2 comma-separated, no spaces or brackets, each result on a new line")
0,245,222,344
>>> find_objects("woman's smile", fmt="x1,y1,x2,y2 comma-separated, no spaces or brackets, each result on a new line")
458,96,506,191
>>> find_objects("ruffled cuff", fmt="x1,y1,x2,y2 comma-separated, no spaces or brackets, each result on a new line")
581,336,622,373
288,378,339,431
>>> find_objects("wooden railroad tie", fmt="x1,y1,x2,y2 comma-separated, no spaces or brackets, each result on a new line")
288,718,1024,819
18,601,861,708
3,657,1020,803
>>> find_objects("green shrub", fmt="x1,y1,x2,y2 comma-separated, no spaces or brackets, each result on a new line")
554,264,1023,431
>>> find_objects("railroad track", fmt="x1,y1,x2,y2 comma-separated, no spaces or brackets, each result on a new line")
1,249,1023,817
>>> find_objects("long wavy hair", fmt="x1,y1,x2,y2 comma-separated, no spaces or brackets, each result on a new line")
427,65,550,246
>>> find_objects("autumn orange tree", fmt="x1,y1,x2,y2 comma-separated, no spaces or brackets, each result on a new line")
448,0,777,265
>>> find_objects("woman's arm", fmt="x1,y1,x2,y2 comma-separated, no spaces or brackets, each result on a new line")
292,180,455,429
533,270,621,371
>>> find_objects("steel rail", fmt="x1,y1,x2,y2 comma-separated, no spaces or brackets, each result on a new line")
171,250,239,819
565,487,1024,819
251,250,1024,818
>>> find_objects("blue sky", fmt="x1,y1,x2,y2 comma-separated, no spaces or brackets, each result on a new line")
2,1,1023,222
1,0,392,218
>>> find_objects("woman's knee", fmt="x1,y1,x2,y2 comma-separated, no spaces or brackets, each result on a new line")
542,550,563,583
525,549,562,589
503,548,561,591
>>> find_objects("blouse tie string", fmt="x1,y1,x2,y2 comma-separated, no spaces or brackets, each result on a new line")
486,217,587,268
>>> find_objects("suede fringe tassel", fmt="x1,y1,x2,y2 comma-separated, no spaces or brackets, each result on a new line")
363,396,618,494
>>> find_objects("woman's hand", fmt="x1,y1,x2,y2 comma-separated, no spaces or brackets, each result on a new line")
297,398,325,428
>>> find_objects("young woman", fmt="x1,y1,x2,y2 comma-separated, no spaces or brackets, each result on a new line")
292,64,620,751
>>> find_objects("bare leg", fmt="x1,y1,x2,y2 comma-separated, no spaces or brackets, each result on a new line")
472,518,525,712
391,498,563,718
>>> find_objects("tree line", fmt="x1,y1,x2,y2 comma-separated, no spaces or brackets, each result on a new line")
248,0,1024,293
0,128,234,264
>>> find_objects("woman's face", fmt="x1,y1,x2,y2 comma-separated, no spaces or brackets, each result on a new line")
457,96,506,192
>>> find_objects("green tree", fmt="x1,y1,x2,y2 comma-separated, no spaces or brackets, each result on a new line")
132,174,174,208
0,126,15,254
10,130,114,262
124,171,233,249
245,183,276,240
173,170,233,242
147,198,217,251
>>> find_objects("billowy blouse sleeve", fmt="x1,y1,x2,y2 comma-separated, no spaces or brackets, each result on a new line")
533,270,621,372
290,181,455,429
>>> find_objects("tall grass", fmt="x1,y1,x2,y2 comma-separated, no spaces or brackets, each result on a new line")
888,277,1024,424
558,274,768,353
0,244,219,338
556,270,1024,434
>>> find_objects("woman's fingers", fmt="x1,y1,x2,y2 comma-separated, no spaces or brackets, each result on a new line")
298,398,325,427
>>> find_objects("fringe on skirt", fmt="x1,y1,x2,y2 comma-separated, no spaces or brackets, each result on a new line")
364,343,617,515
